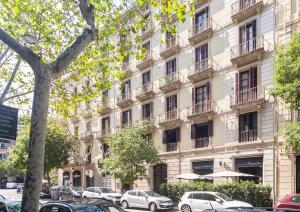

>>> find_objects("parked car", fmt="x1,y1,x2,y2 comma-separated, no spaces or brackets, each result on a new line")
59,187,82,200
39,198,125,212
0,199,42,212
274,194,300,211
5,182,17,189
178,191,253,212
82,187,122,204
121,190,173,211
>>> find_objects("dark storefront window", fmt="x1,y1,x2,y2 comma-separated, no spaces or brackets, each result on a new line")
192,160,213,182
235,156,263,183
63,172,70,186
73,171,81,187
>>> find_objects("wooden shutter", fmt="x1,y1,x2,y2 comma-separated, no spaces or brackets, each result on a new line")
150,102,153,118
176,127,180,142
162,131,166,144
208,120,213,137
129,110,132,123
249,67,257,88
206,82,210,100
192,87,196,105
174,95,177,109
235,73,240,104
191,124,196,139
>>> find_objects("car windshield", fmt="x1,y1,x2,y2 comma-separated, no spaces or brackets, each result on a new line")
144,191,161,197
99,188,114,193
73,205,125,212
215,193,233,201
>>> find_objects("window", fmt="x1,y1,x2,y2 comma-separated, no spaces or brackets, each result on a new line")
235,67,257,103
290,196,300,203
128,191,137,196
166,95,177,112
239,20,256,54
142,42,151,58
0,154,6,161
86,146,92,163
121,80,131,95
166,31,176,48
142,103,152,119
142,71,151,85
102,89,109,98
239,112,257,142
40,206,71,212
0,143,6,149
195,44,208,70
166,59,176,75
86,121,92,132
192,161,214,176
102,117,110,131
192,193,205,200
194,7,209,33
103,143,110,158
122,110,132,126
144,134,152,141
191,121,213,148
163,128,180,152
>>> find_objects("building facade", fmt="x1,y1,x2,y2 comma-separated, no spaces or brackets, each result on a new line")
58,0,300,201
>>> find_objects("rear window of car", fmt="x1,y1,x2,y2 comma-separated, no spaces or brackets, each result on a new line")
128,191,136,196
290,196,300,203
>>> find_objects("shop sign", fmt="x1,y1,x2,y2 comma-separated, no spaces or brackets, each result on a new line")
235,157,263,168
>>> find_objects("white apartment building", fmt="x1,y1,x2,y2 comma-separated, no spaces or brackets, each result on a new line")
58,0,300,201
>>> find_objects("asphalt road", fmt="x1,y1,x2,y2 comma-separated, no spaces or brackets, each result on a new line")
0,189,179,212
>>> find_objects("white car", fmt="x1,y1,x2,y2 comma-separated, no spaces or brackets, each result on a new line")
82,187,122,204
178,191,253,212
121,190,174,211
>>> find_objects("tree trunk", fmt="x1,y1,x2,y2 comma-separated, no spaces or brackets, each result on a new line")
21,64,52,212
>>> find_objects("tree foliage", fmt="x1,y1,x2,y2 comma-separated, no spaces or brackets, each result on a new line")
100,122,161,185
6,122,74,178
279,122,300,153
274,33,300,109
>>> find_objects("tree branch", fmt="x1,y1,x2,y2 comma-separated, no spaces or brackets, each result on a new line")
0,58,21,105
79,0,95,28
0,28,40,67
0,47,10,64
50,28,98,78
4,90,33,102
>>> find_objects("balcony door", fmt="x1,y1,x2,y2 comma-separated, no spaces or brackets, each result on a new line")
239,20,256,54
142,103,152,119
238,112,257,142
166,95,177,120
195,44,208,70
142,41,151,57
166,59,176,75
236,67,257,102
153,164,167,192
121,80,131,97
142,71,151,85
102,117,110,133
166,31,176,48
192,82,210,113
122,110,132,126
195,7,209,33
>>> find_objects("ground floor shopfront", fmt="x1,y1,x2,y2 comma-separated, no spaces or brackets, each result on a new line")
58,140,298,201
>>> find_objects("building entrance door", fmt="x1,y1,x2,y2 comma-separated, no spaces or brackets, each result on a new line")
296,156,300,193
153,164,167,192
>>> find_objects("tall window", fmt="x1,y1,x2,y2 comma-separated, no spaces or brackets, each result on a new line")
192,82,210,113
191,121,213,148
122,110,132,126
163,128,180,152
239,112,257,142
142,71,151,85
121,80,131,99
235,67,257,103
239,20,256,54
142,42,151,58
166,95,177,120
194,7,209,33
195,44,208,70
166,31,176,48
166,59,176,75
86,146,92,163
86,121,91,131
142,103,152,119
102,117,110,134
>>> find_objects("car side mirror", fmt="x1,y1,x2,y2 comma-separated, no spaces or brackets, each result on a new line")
215,198,222,203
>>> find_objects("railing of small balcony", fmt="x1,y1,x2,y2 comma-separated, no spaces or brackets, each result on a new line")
159,72,181,87
117,91,132,103
189,57,213,76
231,0,261,16
188,100,214,116
230,36,264,58
189,18,212,38
195,137,209,148
166,142,177,152
230,86,264,105
139,50,153,62
158,109,179,123
160,36,178,51
79,131,92,140
239,130,257,143
98,100,110,109
137,83,153,96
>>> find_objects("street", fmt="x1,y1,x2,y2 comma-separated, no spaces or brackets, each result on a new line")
0,189,178,212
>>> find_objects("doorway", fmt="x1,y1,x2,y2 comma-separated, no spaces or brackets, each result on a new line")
153,164,167,192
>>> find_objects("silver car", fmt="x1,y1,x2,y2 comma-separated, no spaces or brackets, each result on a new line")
121,190,173,211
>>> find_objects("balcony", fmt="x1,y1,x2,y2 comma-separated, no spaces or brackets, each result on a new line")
142,117,155,132
230,86,265,110
160,36,180,59
189,0,209,9
158,109,181,128
187,100,215,122
159,72,182,93
79,131,93,141
136,51,154,70
117,92,133,108
188,58,214,83
230,36,265,67
239,130,257,143
166,142,177,152
231,0,263,23
136,83,155,102
116,123,132,133
141,22,154,41
188,18,213,45
119,62,132,79
81,109,93,119
97,100,111,115
195,137,209,148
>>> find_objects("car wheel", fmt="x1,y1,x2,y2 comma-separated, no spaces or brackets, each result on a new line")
121,201,129,209
149,203,157,212
181,204,191,212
